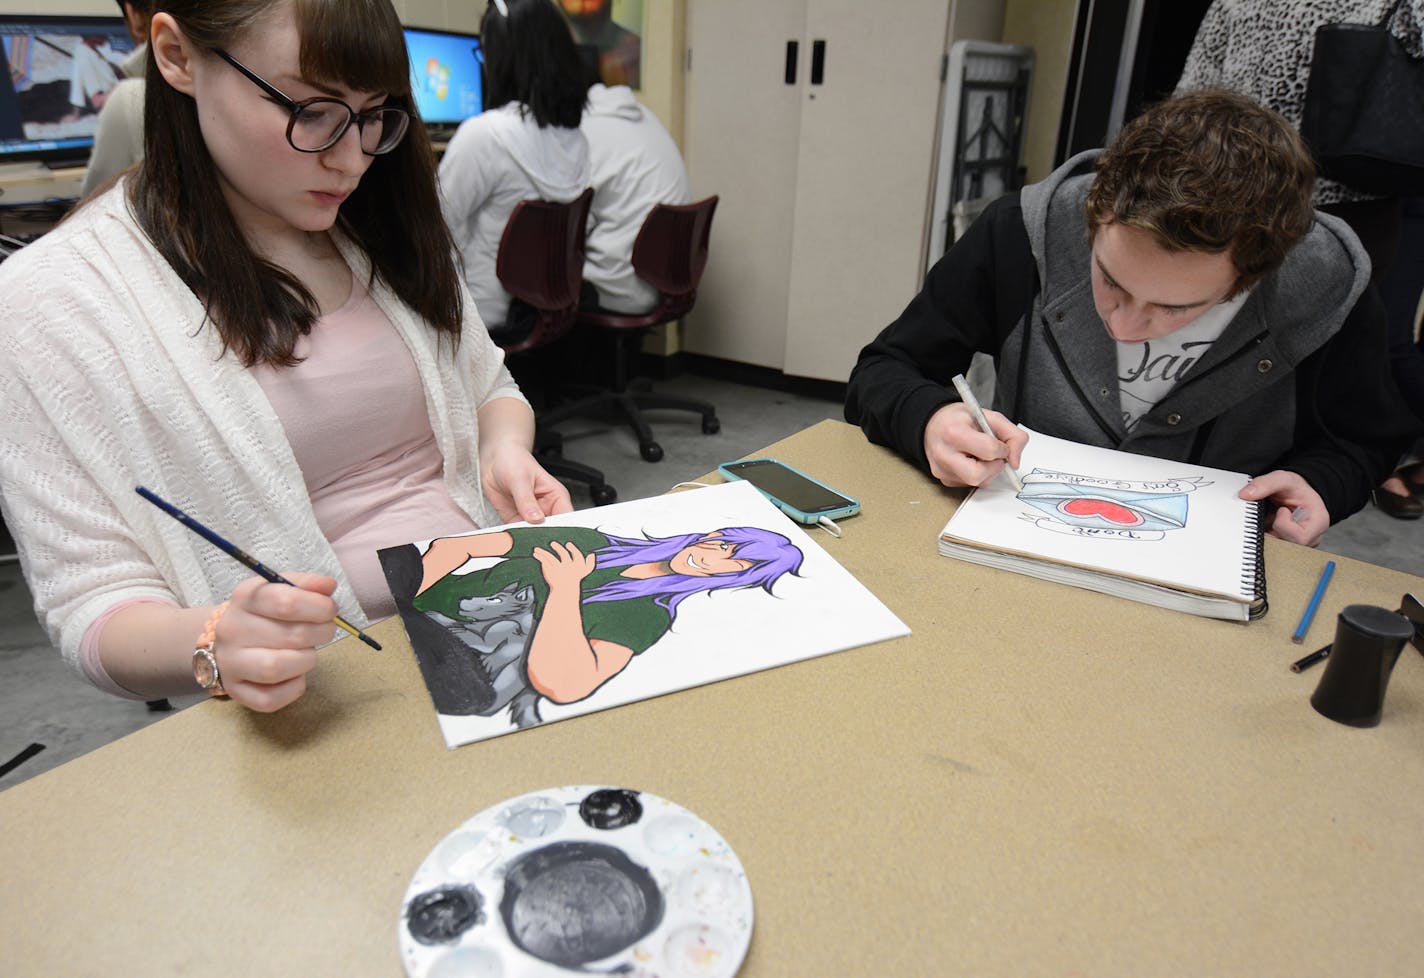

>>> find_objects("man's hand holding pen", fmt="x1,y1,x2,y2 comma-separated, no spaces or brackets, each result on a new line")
923,401,1029,490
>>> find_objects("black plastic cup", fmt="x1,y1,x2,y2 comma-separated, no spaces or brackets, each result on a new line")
1310,604,1416,728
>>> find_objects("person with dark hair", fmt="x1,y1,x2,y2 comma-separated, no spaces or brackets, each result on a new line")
438,0,591,330
81,1,154,195
845,89,1414,548
0,0,571,714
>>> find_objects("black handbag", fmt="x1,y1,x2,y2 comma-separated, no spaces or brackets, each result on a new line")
1300,0,1424,196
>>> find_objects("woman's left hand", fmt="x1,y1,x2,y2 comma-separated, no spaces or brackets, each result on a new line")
482,443,573,524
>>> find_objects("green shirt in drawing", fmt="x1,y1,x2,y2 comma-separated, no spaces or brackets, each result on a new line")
413,526,673,655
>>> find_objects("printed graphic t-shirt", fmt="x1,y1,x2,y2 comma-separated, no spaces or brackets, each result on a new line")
1116,290,1250,430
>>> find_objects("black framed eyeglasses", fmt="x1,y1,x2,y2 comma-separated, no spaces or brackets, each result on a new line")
211,48,410,156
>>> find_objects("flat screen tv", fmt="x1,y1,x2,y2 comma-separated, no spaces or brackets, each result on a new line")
0,14,135,167
403,26,483,137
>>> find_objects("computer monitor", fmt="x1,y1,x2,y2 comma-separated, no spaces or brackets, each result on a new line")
0,14,135,168
403,26,483,138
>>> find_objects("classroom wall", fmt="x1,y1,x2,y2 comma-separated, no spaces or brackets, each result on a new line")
1001,0,1075,182
6,0,685,142
948,0,1006,46
8,0,1045,170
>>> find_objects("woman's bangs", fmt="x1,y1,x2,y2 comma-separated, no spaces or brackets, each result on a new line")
296,0,411,97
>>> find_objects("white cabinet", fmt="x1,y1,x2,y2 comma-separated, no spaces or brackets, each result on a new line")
684,0,953,383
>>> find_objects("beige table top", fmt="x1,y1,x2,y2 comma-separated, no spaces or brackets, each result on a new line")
3,420,1422,977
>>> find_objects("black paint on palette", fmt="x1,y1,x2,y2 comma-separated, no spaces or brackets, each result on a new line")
405,884,485,945
579,788,644,830
500,840,665,967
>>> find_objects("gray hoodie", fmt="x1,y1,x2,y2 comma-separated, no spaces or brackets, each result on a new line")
1000,150,1370,477
847,151,1409,520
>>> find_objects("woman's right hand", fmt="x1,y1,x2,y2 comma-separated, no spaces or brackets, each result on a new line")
213,573,338,712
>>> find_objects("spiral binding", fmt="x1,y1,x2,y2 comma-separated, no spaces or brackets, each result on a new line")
1242,499,1269,620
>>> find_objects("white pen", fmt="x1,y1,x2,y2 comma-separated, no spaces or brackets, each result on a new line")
951,373,1024,493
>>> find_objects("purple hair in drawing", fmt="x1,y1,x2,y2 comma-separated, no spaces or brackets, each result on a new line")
586,527,804,614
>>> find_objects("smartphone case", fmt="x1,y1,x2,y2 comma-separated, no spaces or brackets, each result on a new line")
717,458,861,524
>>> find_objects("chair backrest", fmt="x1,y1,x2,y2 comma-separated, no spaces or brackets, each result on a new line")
628,195,719,320
492,187,593,354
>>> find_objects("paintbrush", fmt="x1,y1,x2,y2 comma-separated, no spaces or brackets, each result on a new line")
135,486,382,650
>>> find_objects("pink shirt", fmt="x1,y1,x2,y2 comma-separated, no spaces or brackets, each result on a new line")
81,275,481,695
249,276,479,618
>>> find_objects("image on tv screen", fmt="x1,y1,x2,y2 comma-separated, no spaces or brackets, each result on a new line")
0,18,136,160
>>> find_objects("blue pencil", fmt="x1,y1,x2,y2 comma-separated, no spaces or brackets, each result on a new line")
135,486,381,650
1291,560,1336,645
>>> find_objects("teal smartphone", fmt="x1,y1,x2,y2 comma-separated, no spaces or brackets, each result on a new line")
718,457,860,524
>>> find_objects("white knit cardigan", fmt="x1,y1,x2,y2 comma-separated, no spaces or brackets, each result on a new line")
0,183,522,676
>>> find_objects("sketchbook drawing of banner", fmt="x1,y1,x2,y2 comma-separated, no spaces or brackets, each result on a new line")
1017,470,1211,539
942,427,1257,603
378,480,910,748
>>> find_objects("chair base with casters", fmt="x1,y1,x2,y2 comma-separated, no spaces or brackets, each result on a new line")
538,331,719,462
496,303,617,506
534,427,617,505
546,195,723,463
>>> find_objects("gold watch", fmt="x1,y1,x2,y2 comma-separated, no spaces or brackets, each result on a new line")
192,643,226,696
193,602,231,698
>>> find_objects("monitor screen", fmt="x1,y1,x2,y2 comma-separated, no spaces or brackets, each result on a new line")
0,14,135,166
403,27,483,130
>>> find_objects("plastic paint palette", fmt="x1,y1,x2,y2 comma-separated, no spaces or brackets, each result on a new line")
399,785,753,977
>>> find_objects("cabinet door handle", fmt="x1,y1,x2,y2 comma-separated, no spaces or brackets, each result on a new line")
810,39,826,85
785,40,798,84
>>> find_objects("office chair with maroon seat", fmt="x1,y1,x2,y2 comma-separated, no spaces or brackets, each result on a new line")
490,188,616,505
539,196,720,463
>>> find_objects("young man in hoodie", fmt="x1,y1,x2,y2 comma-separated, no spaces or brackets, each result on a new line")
580,82,689,314
844,89,1413,547
437,0,590,330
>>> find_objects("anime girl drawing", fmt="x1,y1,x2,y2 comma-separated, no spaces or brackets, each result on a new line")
379,525,804,728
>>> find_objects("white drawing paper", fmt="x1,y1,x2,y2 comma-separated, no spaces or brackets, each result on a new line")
379,480,910,748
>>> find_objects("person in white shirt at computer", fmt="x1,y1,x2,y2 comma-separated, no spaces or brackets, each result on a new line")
438,0,590,332
80,0,152,196
579,82,689,314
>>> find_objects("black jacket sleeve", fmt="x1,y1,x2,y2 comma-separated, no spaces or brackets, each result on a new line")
844,194,1037,471
1283,284,1420,522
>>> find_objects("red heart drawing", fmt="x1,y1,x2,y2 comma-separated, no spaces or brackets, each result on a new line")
1059,497,1145,526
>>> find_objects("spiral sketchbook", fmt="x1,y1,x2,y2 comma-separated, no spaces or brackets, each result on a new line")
938,428,1268,622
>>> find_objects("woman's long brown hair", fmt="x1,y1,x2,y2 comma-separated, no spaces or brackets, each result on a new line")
131,0,462,366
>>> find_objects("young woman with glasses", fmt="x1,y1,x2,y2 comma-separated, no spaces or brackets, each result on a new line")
0,0,571,713
438,0,592,330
